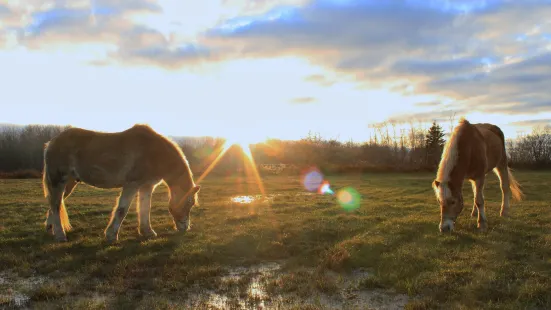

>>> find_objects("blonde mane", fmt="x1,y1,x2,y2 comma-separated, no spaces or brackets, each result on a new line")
433,118,469,201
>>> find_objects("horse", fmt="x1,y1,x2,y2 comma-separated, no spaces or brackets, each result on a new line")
42,124,201,243
432,118,524,233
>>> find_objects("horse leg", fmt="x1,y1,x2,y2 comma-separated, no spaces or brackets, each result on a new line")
45,178,79,235
43,167,72,242
45,178,76,235
104,186,138,243
494,165,511,217
470,180,478,218
49,186,69,242
473,177,488,232
45,209,54,235
137,184,157,238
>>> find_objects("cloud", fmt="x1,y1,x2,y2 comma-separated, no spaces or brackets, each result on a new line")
421,52,551,114
3,0,218,67
204,0,551,118
388,109,468,124
18,7,123,48
509,118,551,128
414,101,442,107
0,3,23,47
206,1,483,62
290,96,316,104
111,26,212,68
9,0,161,48
0,4,10,16
2,0,550,122
95,0,162,13
304,74,334,87
390,57,486,77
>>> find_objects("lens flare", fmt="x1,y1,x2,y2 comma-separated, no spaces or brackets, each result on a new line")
319,181,334,195
303,169,324,192
336,187,361,211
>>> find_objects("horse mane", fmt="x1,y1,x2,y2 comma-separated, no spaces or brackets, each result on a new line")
160,134,200,205
436,118,470,183
433,118,471,202
134,125,199,205
166,136,195,180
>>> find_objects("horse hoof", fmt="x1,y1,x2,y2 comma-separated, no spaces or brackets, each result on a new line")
105,234,119,244
477,223,488,232
140,230,157,239
46,225,54,235
55,236,68,242
471,212,478,217
500,211,509,217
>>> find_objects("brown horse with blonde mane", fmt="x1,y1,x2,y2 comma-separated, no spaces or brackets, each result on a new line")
42,124,201,243
432,118,523,233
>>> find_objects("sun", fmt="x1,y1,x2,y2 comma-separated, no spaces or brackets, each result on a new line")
195,133,267,195
222,135,267,157
195,133,267,184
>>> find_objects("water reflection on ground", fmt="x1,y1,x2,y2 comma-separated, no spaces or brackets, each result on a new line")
184,262,409,310
229,192,318,206
230,195,256,204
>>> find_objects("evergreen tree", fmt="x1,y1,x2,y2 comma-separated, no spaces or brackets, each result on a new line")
425,122,446,168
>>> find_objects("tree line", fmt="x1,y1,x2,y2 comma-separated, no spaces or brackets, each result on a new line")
0,122,550,178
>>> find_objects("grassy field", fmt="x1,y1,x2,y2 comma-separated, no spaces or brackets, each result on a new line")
0,171,550,309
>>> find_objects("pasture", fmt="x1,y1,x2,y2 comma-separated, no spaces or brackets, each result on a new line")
0,171,550,309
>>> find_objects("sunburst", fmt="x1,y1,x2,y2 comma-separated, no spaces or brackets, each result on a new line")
195,137,266,196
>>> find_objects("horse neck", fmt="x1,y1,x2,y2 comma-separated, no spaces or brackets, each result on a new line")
164,161,195,195
439,121,474,181
447,134,472,189
448,163,467,189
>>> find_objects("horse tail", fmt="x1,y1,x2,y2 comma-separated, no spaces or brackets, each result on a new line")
488,124,524,202
59,201,72,232
507,167,524,202
42,143,50,199
42,143,72,232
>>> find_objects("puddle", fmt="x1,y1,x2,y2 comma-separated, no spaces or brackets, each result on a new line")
229,195,274,206
220,262,281,302
0,271,46,308
11,292,30,308
0,264,408,309
231,195,258,204
185,262,282,309
184,263,409,309
229,192,318,206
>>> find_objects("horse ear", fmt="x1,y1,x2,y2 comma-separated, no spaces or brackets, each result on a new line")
193,185,201,193
433,180,440,188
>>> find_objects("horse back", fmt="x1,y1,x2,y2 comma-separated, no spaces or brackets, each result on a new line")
474,123,505,146
44,125,166,188
473,123,506,170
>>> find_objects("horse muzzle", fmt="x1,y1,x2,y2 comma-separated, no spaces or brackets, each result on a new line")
439,219,455,233
175,218,191,232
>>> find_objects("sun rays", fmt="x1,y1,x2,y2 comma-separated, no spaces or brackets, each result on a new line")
195,138,266,196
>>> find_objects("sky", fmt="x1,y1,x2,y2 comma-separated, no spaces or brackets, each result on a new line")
1,0,550,143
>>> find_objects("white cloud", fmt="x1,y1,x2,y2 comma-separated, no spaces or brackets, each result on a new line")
203,0,551,125
1,0,550,140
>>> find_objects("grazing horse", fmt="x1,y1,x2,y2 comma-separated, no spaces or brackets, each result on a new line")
42,124,201,243
432,118,523,233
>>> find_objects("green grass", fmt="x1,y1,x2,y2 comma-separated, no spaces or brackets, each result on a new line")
1,171,550,309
